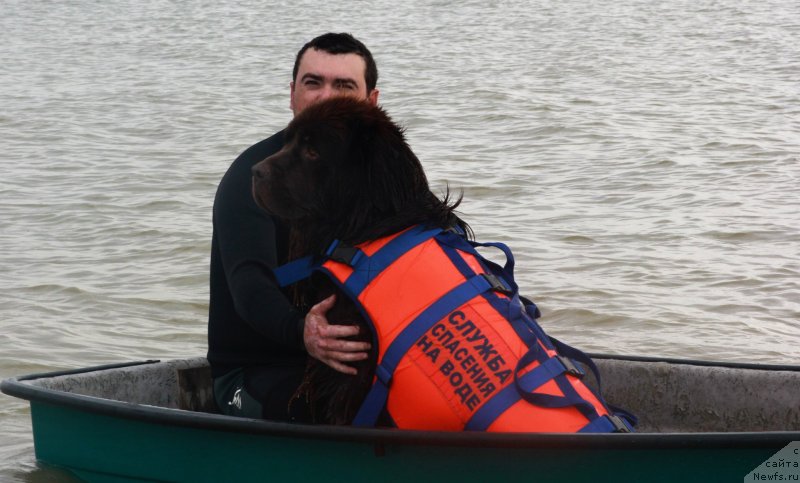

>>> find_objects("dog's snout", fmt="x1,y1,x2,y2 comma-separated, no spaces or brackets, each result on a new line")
252,162,266,179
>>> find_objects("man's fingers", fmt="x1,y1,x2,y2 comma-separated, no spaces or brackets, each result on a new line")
310,294,336,313
323,350,370,362
320,323,363,339
318,337,370,352
315,336,370,354
303,293,371,374
324,359,358,376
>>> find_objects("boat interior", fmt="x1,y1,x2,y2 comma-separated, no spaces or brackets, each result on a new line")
19,356,800,433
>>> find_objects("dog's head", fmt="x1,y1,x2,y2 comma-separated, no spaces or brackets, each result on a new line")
252,97,440,244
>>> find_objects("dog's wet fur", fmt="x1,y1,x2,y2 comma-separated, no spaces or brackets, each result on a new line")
252,97,469,424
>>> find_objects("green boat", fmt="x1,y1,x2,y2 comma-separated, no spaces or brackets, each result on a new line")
2,355,799,482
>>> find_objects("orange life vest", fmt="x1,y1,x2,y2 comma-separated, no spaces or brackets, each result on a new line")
274,226,634,433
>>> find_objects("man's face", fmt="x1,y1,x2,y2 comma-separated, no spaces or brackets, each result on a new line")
290,48,379,116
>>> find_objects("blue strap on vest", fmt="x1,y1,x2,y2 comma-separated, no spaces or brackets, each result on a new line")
421,233,635,432
342,226,443,296
436,234,541,350
548,336,638,429
271,225,636,432
467,240,518,291
325,239,367,266
271,255,316,287
270,225,441,288
465,353,577,430
466,334,635,432
579,414,634,433
353,230,601,429
352,273,497,427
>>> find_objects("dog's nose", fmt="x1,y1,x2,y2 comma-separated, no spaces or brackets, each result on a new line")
252,163,265,179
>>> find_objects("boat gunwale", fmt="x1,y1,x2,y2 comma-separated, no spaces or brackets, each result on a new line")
590,353,800,372
3,355,800,451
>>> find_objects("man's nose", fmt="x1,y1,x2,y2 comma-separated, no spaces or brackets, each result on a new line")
317,84,335,101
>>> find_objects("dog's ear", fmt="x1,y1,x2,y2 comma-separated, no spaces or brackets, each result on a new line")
356,119,431,215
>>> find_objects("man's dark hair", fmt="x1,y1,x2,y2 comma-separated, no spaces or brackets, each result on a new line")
292,33,378,92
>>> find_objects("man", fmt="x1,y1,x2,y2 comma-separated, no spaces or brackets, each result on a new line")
207,33,378,421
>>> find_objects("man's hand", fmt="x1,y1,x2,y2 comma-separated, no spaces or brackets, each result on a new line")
303,294,371,375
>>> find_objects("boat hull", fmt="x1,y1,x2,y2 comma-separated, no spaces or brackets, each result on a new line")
28,401,790,483
4,356,800,482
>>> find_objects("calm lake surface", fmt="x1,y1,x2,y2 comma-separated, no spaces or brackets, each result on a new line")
1,0,798,480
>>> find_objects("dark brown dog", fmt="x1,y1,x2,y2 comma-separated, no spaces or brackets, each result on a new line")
252,97,468,424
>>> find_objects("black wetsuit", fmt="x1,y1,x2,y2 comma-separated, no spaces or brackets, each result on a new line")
207,130,309,420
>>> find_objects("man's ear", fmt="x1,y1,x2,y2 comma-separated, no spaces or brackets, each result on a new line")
366,89,380,107
289,82,296,112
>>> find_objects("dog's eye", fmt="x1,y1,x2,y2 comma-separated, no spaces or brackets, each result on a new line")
303,146,319,161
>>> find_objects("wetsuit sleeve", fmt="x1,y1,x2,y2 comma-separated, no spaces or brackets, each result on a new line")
213,140,306,350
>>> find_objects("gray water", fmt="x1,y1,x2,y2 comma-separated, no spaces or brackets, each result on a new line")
1,0,798,480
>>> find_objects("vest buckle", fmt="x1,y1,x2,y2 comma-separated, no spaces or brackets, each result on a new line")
325,240,365,266
482,273,512,295
609,414,632,433
558,355,585,378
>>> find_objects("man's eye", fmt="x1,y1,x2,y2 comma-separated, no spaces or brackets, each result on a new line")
335,81,356,90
